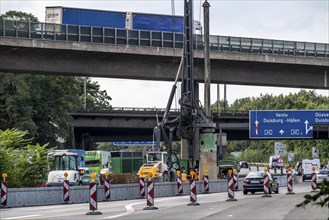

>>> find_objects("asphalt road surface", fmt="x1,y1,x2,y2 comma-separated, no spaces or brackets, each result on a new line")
1,177,327,220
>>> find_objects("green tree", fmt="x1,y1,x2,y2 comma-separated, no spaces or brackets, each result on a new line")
0,11,112,147
0,129,29,184
82,78,112,108
0,10,38,22
0,10,39,34
14,143,51,187
0,74,112,148
0,129,52,187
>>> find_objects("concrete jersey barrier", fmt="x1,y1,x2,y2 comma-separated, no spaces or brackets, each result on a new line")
2,176,287,208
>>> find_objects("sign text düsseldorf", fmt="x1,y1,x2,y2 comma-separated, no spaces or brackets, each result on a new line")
249,110,329,139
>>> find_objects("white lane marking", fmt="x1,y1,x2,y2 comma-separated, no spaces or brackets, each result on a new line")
4,215,41,219
228,215,233,217
103,197,177,219
102,202,144,219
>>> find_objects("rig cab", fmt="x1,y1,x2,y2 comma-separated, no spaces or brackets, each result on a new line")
46,151,82,186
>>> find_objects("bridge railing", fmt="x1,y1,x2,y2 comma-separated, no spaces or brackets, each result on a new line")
75,107,249,117
1,19,328,58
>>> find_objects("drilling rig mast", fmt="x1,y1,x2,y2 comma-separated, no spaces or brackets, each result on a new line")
157,0,217,181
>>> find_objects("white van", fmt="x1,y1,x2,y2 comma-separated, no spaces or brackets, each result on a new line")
269,155,283,169
301,158,320,182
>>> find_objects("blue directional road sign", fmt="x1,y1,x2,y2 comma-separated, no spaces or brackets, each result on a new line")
249,110,329,139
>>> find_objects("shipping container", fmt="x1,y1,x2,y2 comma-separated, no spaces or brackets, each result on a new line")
109,151,145,174
45,6,201,34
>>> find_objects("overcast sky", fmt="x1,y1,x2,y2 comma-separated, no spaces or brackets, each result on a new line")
1,0,328,108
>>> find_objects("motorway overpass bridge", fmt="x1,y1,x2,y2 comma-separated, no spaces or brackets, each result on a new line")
72,108,249,146
0,19,329,90
72,108,328,147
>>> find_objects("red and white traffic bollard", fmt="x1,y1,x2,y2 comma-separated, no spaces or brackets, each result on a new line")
311,167,318,193
187,177,200,206
256,166,259,171
86,173,102,215
203,170,209,194
262,168,272,197
233,169,238,191
104,174,110,201
1,173,8,207
143,178,158,210
140,177,145,198
63,179,70,204
176,171,183,195
286,168,295,195
226,170,237,202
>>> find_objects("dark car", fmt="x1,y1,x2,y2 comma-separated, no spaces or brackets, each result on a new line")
80,174,101,186
243,171,279,195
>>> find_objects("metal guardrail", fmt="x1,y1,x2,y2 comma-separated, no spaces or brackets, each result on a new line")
0,19,328,58
75,107,249,117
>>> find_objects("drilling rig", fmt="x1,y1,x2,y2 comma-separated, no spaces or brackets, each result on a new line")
155,0,218,181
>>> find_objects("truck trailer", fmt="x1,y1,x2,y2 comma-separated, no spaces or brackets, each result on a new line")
84,150,111,174
45,6,202,33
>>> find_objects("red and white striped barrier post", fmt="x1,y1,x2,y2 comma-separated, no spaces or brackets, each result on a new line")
1,173,8,207
176,171,183,196
233,169,238,191
311,167,318,193
226,170,237,202
104,172,110,201
187,171,200,206
256,166,259,171
203,170,209,194
139,177,145,198
262,168,272,198
143,176,158,210
86,173,102,215
63,172,69,204
286,167,295,195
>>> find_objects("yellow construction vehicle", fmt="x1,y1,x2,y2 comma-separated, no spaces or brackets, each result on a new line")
138,151,177,182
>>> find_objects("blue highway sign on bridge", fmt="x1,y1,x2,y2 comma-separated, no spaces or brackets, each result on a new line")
249,110,329,139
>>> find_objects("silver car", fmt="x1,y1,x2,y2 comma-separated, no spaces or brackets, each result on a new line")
316,170,329,187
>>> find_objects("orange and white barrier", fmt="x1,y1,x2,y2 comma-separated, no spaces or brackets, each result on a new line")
104,178,110,201
311,171,317,192
143,178,158,210
139,177,145,198
233,171,238,191
226,174,237,202
1,181,7,207
286,171,295,195
262,168,272,198
63,180,70,203
187,178,200,205
203,171,209,193
176,173,183,195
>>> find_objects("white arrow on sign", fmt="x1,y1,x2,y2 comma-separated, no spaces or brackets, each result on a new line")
279,130,284,135
304,120,313,135
255,120,259,135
